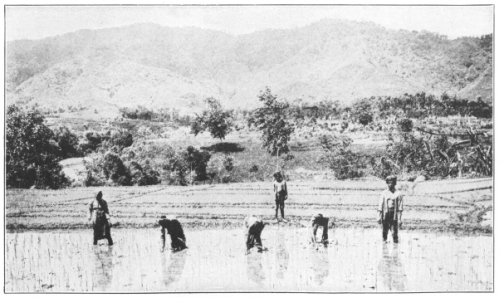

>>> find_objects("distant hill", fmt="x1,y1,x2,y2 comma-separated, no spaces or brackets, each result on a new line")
6,20,492,117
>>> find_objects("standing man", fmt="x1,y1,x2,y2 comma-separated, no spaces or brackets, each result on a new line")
311,214,330,250
273,171,288,221
378,175,404,243
159,215,187,252
88,191,113,245
244,215,266,254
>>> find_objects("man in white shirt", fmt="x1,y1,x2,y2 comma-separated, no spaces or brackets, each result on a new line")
377,175,404,243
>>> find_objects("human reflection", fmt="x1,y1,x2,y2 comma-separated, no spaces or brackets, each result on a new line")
377,243,406,291
310,245,330,286
161,250,188,288
275,230,289,280
246,250,266,285
92,245,113,291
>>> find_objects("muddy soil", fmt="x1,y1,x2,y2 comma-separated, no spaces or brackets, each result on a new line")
5,227,492,292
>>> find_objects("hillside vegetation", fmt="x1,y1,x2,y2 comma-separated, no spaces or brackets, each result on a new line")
6,20,492,115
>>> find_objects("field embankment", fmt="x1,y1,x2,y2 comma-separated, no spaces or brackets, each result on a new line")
6,178,492,234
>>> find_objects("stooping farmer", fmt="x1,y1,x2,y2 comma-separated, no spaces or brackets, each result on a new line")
310,214,331,249
159,215,187,252
273,171,288,221
377,175,404,243
244,215,267,254
88,191,114,245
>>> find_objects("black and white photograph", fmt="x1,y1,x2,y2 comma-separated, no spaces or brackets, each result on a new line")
4,3,494,293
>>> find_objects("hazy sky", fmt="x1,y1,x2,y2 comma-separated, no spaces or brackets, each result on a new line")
5,4,494,41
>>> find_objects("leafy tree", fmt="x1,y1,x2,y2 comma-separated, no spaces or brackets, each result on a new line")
53,126,81,159
129,161,161,186
108,129,134,150
191,98,234,140
102,151,132,186
79,132,103,154
207,153,234,183
247,87,295,156
183,146,211,182
6,105,69,189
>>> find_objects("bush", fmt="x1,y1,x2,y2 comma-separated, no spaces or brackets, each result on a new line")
6,105,70,189
83,154,107,187
318,133,366,179
109,129,134,149
102,151,132,185
398,118,414,132
358,113,373,126
79,132,102,154
207,153,234,183
322,150,365,180
83,151,133,186
129,161,161,186
53,126,81,159
183,146,211,182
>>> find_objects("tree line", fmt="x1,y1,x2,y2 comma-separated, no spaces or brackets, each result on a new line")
6,87,492,189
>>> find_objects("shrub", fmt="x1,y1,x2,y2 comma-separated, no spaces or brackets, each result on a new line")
102,151,132,185
318,133,366,179
207,153,234,183
358,113,373,126
129,161,161,186
79,131,102,154
183,146,211,182
398,118,414,132
53,126,81,159
83,150,133,186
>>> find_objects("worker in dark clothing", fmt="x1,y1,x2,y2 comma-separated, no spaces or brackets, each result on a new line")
159,216,187,252
244,215,266,254
88,191,113,245
311,214,330,249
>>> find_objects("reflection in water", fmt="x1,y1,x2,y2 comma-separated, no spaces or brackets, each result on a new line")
310,246,330,286
275,231,289,280
161,250,188,288
92,246,113,291
377,243,406,291
246,252,265,285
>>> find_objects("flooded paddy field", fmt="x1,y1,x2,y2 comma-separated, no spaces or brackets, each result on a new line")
5,227,492,292
5,178,492,292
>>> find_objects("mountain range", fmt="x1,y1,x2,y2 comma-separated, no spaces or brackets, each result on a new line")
6,20,492,118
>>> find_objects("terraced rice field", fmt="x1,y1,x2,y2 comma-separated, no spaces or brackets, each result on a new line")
5,177,493,292
6,178,492,231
